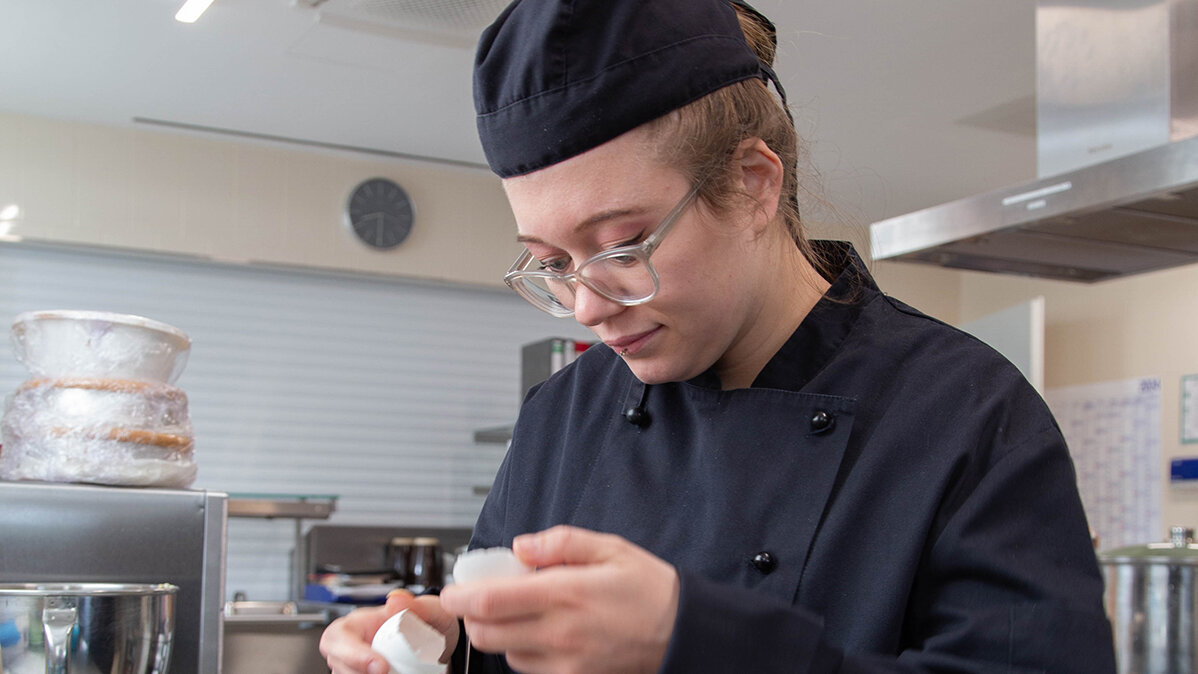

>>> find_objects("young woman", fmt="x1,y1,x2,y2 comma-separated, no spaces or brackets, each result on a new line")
321,1,1116,672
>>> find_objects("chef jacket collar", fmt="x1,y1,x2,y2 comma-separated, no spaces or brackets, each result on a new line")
687,241,876,391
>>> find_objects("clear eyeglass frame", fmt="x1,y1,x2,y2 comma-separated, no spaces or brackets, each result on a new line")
503,180,705,318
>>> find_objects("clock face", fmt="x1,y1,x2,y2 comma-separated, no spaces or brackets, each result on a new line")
346,178,415,250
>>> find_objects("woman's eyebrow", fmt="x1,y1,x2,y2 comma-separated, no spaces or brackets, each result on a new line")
516,206,650,244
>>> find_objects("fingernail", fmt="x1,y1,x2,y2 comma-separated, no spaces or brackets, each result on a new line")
514,533,537,552
369,660,390,674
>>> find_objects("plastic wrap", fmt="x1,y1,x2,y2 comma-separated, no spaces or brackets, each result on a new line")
2,311,196,488
9,378,193,434
11,310,191,384
1,380,196,487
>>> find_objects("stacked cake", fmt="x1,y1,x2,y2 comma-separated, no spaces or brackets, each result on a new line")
0,310,197,487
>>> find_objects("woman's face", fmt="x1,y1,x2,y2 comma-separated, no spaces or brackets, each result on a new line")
503,129,771,385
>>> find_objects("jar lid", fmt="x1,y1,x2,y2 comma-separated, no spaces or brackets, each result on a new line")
1100,526,1198,565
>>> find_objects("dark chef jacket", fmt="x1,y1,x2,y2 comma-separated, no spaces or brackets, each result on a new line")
463,242,1115,673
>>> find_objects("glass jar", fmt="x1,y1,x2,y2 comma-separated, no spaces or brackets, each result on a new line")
409,537,443,591
386,537,415,586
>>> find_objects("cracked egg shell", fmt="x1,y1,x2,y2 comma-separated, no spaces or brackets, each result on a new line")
452,547,534,585
370,609,446,674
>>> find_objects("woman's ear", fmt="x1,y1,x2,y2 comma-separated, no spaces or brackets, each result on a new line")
734,137,783,230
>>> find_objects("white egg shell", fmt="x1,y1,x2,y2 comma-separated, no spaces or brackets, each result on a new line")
371,609,447,674
452,547,534,585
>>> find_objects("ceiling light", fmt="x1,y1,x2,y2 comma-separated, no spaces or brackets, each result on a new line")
175,0,215,23
0,204,20,221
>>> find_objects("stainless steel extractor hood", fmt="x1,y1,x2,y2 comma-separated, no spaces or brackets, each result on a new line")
870,0,1198,282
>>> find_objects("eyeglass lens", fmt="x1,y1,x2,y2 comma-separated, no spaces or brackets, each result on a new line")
521,254,657,311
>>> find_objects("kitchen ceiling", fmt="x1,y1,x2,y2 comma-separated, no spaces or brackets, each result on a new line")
0,0,1038,228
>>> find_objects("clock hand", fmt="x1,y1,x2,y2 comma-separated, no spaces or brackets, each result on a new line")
374,213,386,247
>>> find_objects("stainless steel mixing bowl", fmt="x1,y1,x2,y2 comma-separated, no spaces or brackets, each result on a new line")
0,583,176,674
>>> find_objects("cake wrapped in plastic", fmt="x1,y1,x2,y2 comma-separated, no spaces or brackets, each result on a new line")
0,311,197,488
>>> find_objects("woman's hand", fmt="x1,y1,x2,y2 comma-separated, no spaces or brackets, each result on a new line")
320,589,459,674
440,525,680,674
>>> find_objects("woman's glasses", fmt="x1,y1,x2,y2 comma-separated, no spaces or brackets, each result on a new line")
504,181,704,318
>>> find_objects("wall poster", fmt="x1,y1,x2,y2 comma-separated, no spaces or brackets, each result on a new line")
1045,377,1162,551
1182,374,1198,444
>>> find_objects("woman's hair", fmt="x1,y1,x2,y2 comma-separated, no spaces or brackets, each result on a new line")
645,4,837,281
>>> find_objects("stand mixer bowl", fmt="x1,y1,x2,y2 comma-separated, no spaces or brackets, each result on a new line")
0,583,176,674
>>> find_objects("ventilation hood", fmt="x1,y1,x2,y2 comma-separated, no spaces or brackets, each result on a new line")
870,0,1198,282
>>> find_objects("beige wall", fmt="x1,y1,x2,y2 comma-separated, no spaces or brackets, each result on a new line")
0,111,521,287
805,216,965,325
871,261,963,325
0,110,971,319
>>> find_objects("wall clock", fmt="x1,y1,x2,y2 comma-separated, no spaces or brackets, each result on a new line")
345,178,415,250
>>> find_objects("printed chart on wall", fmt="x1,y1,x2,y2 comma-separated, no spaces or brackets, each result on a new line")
1182,374,1198,443
1045,377,1162,551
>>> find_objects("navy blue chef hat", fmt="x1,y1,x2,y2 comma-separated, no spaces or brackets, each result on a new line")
473,0,789,178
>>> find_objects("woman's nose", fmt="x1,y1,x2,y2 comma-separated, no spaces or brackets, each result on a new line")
572,283,624,327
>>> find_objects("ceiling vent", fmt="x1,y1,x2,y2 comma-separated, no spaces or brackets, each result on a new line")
306,0,511,46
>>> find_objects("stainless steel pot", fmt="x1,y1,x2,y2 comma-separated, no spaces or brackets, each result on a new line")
1101,527,1198,674
0,583,176,674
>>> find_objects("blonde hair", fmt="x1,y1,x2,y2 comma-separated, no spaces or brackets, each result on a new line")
644,4,835,280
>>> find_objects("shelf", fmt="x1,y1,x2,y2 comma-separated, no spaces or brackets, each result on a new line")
473,424,513,444
227,494,337,520
225,494,339,603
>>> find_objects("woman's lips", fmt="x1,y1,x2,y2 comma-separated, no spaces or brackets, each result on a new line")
606,327,661,357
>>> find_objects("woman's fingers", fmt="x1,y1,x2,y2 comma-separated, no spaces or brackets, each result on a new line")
326,651,391,674
320,605,401,674
404,594,461,662
440,526,680,674
442,572,555,622
320,590,424,674
512,525,624,567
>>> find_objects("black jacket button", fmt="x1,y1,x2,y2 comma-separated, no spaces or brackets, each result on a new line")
810,410,833,433
751,551,777,574
623,406,651,427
